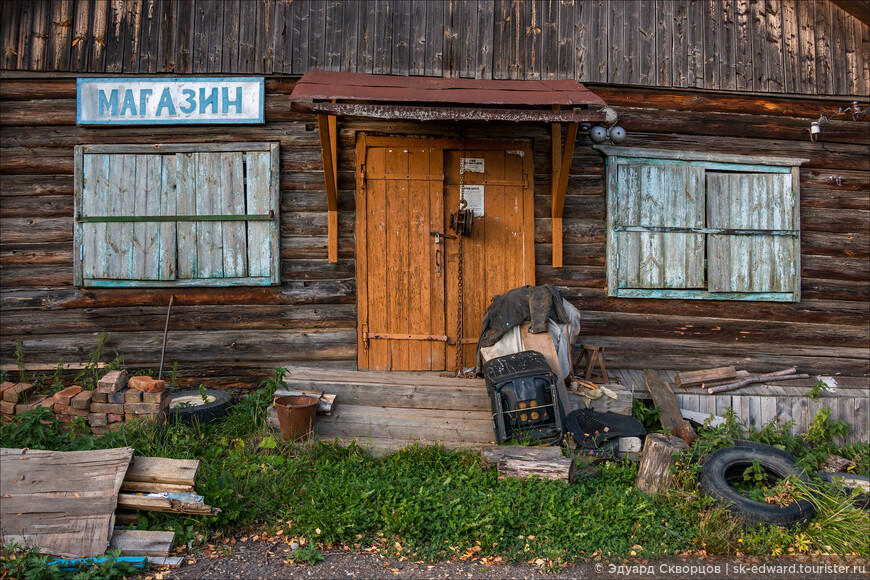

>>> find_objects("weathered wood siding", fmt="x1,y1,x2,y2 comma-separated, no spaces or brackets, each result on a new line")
1,79,867,385
1,0,867,97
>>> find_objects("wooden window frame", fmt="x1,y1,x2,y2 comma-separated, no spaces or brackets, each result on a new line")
597,146,808,302
73,142,281,288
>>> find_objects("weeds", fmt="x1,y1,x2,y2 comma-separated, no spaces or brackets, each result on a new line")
286,545,324,565
0,543,141,579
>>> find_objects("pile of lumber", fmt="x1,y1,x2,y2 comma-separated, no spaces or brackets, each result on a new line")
117,456,220,517
673,366,809,394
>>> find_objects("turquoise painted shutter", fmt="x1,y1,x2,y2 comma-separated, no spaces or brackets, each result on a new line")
707,172,796,293
616,163,706,289
80,153,177,282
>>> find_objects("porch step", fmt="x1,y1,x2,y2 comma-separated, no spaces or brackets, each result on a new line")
275,366,496,455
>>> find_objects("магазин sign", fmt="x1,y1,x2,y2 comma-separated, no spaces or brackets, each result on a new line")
77,77,264,125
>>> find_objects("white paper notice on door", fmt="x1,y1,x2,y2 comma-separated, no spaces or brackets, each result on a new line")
461,158,485,173
461,185,485,217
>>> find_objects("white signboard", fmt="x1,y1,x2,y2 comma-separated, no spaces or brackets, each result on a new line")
77,77,265,125
461,158,485,173
461,185,485,217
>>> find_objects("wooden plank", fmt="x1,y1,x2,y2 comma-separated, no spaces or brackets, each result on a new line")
478,0,495,79
175,152,196,279
386,145,409,369
124,456,199,486
781,0,800,93
675,366,738,388
749,0,767,92
767,0,785,92
220,152,246,278
110,530,175,557
222,0,240,76
357,0,373,73
308,0,326,71
492,0,510,79
137,0,162,73
814,0,833,94
47,0,74,71
246,150,273,279
340,0,358,73
719,0,737,91
15,0,34,70
104,154,134,280
735,0,751,90
458,0,477,78
194,153,223,278
131,155,162,280
117,494,218,515
1,447,133,559
643,369,697,443
1,0,22,70
607,0,623,83
355,134,369,369
797,0,817,94
120,481,194,494
686,0,704,88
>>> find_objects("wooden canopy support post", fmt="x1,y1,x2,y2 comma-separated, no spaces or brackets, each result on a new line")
318,112,339,263
551,115,578,269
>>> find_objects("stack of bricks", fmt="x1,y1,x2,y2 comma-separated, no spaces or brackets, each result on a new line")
90,371,170,434
0,371,171,435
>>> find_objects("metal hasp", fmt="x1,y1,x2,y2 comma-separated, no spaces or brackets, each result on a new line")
292,71,609,268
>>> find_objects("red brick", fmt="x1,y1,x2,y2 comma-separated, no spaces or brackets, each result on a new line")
15,394,48,414
125,389,143,403
91,424,123,435
88,413,108,427
54,385,83,406
142,390,167,403
91,391,108,403
90,402,125,414
126,402,162,415
107,413,124,423
1,400,16,415
0,381,16,394
3,383,35,403
97,370,128,394
70,390,94,410
54,404,90,417
128,376,166,393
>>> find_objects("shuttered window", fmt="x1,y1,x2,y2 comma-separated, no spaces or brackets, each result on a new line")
73,143,280,287
600,148,805,302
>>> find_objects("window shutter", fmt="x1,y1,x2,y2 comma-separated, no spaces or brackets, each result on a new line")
245,151,275,279
80,154,177,282
707,172,796,293
616,163,706,289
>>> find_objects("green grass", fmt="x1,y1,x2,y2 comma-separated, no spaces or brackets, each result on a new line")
2,369,868,570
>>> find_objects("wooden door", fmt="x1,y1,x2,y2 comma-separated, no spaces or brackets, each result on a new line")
356,137,534,371
356,137,447,371
443,145,535,370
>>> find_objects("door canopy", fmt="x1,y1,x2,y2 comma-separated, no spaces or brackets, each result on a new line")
291,70,613,267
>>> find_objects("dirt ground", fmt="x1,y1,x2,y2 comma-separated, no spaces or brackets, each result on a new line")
141,536,869,580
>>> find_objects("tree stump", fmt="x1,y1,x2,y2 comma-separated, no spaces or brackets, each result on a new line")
634,433,689,495
496,456,576,484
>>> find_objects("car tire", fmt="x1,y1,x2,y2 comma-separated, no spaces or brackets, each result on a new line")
700,446,815,527
732,439,797,464
168,389,233,426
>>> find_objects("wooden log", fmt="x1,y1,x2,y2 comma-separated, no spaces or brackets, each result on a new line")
644,369,698,444
707,370,809,394
675,366,738,388
496,455,576,484
116,494,220,516
480,444,565,466
634,433,690,495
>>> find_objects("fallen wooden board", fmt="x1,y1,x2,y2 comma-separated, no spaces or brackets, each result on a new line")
643,370,697,444
675,366,737,388
147,556,184,568
110,530,175,557
481,445,565,466
124,456,199,486
116,494,219,516
120,481,195,494
1,447,134,558
681,409,726,428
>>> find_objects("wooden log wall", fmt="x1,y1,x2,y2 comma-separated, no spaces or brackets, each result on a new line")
1,78,868,388
1,0,868,97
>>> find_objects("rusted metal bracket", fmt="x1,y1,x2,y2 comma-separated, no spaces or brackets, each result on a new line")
317,112,339,263
551,110,579,269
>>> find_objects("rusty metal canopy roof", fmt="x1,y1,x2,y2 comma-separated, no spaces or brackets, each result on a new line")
290,70,608,123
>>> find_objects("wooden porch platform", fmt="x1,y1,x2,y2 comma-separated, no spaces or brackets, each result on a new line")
275,366,869,455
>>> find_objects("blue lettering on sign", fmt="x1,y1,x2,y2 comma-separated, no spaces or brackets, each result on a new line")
138,89,152,116
179,89,196,114
155,88,176,116
119,89,137,116
222,87,242,114
98,89,118,115
199,87,218,114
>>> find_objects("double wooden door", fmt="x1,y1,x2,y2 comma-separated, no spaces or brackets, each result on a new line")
356,136,535,371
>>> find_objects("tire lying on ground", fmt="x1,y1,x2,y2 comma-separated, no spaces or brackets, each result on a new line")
168,389,233,426
700,446,815,527
732,439,797,464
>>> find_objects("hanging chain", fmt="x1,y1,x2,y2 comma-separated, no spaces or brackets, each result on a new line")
454,140,466,376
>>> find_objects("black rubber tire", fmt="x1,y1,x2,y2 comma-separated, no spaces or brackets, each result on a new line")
732,439,797,464
819,472,870,510
700,446,815,527
168,389,233,426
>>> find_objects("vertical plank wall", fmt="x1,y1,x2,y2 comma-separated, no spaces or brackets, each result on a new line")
1,0,867,98
0,79,867,387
